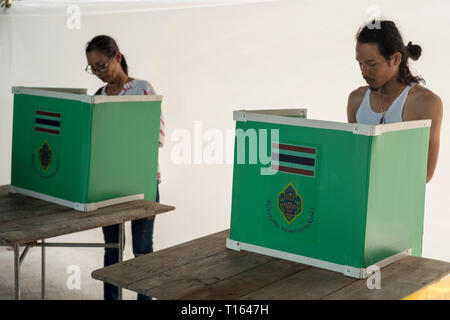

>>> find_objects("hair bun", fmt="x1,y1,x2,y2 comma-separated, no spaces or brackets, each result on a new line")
406,41,422,61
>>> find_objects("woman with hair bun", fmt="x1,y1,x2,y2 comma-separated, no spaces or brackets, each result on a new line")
85,35,164,300
347,20,443,183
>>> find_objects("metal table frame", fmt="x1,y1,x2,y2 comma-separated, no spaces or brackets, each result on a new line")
2,222,125,300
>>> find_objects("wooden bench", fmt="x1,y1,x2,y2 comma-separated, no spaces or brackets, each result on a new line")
0,184,175,300
92,229,450,300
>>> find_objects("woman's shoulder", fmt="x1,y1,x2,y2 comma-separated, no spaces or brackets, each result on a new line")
130,78,156,95
130,78,148,85
130,78,152,88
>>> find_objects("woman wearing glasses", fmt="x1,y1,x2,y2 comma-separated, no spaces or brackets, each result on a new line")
85,35,164,300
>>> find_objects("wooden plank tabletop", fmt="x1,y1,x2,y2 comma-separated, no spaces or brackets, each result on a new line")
0,185,175,245
92,229,450,300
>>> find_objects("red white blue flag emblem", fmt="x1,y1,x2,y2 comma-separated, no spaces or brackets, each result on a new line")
271,143,316,177
35,110,61,135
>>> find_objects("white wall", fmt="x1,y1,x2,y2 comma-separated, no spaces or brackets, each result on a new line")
1,0,449,262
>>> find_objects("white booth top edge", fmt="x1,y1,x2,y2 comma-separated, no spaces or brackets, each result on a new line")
11,86,163,103
234,110,431,136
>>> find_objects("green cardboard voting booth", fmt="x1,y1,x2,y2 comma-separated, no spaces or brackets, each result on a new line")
9,86,162,212
227,109,431,279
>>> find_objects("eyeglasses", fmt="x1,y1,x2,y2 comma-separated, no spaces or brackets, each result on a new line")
85,56,113,75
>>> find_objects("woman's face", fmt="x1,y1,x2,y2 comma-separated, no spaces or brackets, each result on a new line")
86,50,122,83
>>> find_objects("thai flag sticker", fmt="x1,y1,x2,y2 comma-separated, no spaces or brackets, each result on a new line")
34,110,61,135
271,143,316,177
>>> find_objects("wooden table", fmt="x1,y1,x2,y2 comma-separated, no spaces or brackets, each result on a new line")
0,185,175,300
92,229,450,300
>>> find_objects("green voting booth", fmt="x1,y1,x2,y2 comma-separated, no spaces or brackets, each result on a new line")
227,109,430,279
9,86,162,212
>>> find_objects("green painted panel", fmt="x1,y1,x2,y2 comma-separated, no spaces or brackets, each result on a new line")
11,94,92,202
230,115,430,270
88,101,160,202
230,120,372,268
364,127,430,266
11,91,161,206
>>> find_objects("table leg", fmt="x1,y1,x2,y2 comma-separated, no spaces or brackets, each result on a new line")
19,244,31,265
14,244,20,300
118,222,124,300
41,239,45,300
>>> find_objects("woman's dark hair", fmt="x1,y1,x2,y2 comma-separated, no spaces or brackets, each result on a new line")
86,35,128,75
355,20,425,86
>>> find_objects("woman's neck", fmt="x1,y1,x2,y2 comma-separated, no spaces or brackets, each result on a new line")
106,73,130,95
109,73,128,89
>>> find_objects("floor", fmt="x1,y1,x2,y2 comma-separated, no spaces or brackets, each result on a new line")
0,226,144,300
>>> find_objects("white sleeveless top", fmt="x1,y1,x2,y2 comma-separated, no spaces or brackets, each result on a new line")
356,84,415,124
